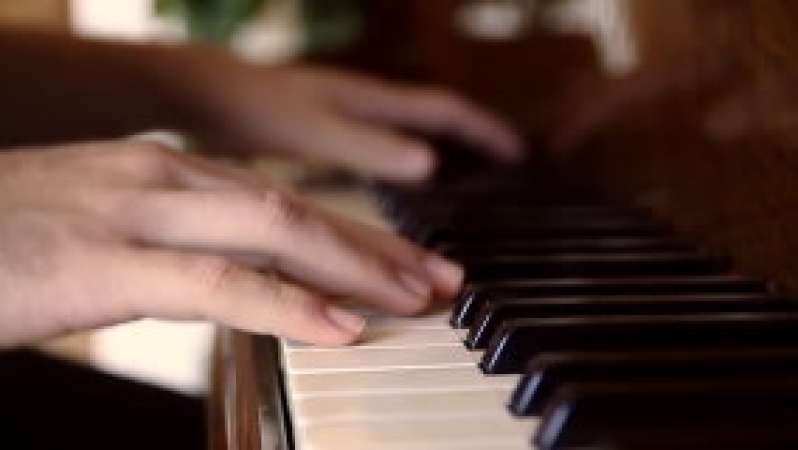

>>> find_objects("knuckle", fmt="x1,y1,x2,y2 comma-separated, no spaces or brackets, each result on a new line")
253,190,309,229
270,283,317,316
113,142,173,178
187,256,243,295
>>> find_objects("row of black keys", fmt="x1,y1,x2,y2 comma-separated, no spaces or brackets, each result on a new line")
378,180,798,450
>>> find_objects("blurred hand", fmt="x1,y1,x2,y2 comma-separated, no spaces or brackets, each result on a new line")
547,65,712,153
546,60,746,153
0,141,463,347
180,57,523,182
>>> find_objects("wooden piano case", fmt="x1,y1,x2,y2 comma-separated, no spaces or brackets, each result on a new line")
210,330,290,450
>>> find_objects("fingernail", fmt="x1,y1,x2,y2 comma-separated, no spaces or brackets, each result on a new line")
424,254,465,291
398,271,432,299
324,305,367,335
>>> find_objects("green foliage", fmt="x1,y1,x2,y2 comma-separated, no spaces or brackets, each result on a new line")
301,0,362,53
154,0,267,44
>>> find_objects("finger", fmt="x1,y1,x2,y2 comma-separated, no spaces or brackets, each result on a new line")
336,82,524,161
135,154,465,300
163,149,286,192
277,114,437,183
550,66,711,152
310,204,464,300
123,189,439,315
109,249,366,345
77,140,239,190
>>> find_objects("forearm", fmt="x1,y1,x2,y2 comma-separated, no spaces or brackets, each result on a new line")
0,27,221,146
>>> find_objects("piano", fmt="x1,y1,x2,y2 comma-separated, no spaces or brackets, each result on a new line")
209,1,798,448
210,148,798,449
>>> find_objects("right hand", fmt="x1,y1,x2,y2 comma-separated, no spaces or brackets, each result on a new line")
0,141,463,347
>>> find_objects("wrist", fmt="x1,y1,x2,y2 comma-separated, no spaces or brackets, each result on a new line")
125,42,243,135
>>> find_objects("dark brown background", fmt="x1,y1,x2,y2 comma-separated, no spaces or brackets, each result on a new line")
311,0,798,291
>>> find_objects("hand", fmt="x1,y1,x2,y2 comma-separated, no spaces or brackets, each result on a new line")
546,59,736,153
0,141,463,347
177,56,523,182
546,65,712,153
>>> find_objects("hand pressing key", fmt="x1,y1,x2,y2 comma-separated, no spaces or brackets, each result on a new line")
0,141,464,347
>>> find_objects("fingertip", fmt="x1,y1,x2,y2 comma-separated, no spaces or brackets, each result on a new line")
469,119,525,162
423,253,465,299
390,144,435,182
282,289,366,346
324,304,367,336
272,297,366,347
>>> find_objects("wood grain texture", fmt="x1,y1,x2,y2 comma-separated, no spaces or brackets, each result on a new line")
208,330,264,450
573,0,798,291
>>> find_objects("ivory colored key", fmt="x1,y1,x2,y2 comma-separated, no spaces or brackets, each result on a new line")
286,328,462,352
287,365,516,398
284,345,474,374
281,185,538,449
282,310,456,350
300,416,535,450
364,309,454,329
293,389,510,424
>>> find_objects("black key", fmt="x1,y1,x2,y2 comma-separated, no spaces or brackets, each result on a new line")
510,348,798,416
430,208,649,223
462,252,728,281
536,378,798,450
438,237,698,259
381,187,599,216
403,215,656,239
467,294,797,349
608,426,798,450
400,205,652,226
413,221,668,246
481,312,798,374
451,275,773,328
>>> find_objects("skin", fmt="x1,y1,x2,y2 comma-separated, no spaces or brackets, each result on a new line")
0,28,523,181
0,28,523,347
0,141,465,347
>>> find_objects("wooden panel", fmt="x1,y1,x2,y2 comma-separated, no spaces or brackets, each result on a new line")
209,330,265,450
572,1,798,291
0,0,70,30
210,330,292,450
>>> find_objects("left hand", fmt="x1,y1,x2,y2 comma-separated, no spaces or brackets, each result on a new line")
176,54,523,182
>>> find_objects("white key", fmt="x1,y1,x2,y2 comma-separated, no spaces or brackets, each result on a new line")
365,309,453,329
299,415,537,450
281,185,534,449
286,328,462,352
293,389,510,424
283,311,455,350
287,366,516,398
285,345,475,374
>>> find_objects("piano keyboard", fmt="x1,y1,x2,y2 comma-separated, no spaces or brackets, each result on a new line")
275,155,798,449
